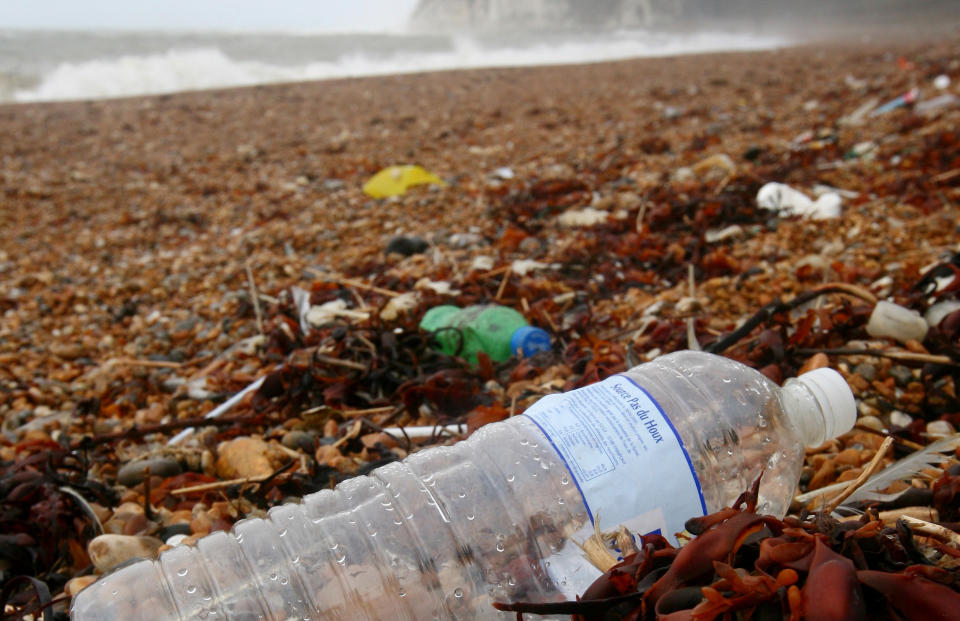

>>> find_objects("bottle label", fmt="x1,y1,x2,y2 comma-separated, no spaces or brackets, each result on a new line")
524,375,706,543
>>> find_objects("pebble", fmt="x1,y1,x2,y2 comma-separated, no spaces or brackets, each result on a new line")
88,534,164,573
888,365,914,388
889,410,913,428
215,436,283,479
282,429,317,453
852,363,877,382
856,415,884,431
64,575,98,596
385,235,429,257
926,420,955,438
116,457,182,487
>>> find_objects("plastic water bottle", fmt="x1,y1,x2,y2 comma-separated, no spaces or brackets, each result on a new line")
419,304,551,364
71,351,855,620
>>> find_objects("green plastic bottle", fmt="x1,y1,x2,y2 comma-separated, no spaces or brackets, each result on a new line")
419,305,551,364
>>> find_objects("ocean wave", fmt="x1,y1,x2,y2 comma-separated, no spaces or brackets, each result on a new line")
13,31,787,103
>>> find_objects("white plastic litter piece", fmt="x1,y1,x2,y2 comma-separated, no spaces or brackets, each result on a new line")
557,207,610,228
866,301,929,343
757,183,842,220
926,300,960,328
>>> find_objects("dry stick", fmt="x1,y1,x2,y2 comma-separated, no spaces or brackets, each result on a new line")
635,197,648,234
245,260,264,336
931,168,960,184
107,358,183,369
901,515,960,547
341,405,396,418
822,436,894,514
171,474,273,496
305,270,401,298
313,353,367,371
796,348,956,367
495,267,512,301
475,265,512,280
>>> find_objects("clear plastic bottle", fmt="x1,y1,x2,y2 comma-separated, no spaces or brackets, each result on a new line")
71,351,855,620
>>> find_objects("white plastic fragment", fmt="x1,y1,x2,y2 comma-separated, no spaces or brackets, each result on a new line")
865,301,929,343
704,224,744,244
381,424,466,440
379,292,420,321
511,259,548,276
557,207,610,228
926,300,960,328
934,74,951,90
756,182,842,220
414,278,460,296
470,255,495,271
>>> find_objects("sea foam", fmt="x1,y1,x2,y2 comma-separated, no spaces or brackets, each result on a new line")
14,31,786,103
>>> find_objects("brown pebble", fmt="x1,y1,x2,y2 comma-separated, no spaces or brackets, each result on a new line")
835,448,863,467
88,534,163,573
215,436,277,479
836,467,862,483
807,459,836,490
903,339,929,354
64,575,98,597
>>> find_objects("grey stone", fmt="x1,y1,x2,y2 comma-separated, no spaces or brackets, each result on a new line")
853,362,877,381
117,457,182,487
282,430,317,453
889,365,914,388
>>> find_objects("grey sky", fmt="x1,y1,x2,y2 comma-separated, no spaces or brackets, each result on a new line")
0,0,420,32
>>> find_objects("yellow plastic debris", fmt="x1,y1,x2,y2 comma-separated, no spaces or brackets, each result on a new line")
362,165,446,198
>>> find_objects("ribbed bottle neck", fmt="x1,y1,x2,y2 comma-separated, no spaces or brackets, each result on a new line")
780,379,829,447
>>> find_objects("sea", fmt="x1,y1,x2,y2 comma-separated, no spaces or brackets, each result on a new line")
0,28,788,104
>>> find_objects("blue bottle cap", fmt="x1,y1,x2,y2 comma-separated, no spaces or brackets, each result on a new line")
510,326,551,358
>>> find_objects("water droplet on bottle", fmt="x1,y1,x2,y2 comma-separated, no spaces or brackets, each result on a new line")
398,590,406,598
292,555,301,564
496,542,505,552
269,573,278,581
457,491,466,498
393,519,403,525
506,474,515,482
186,585,197,594
722,377,732,383
507,577,517,587
519,438,529,446
453,587,464,598
560,475,569,485
110,589,118,597
545,561,551,568
278,528,287,537
177,568,188,577
557,497,564,505
280,577,289,585
466,513,475,521
235,534,244,543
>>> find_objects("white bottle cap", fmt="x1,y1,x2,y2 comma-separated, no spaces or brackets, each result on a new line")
794,368,857,440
